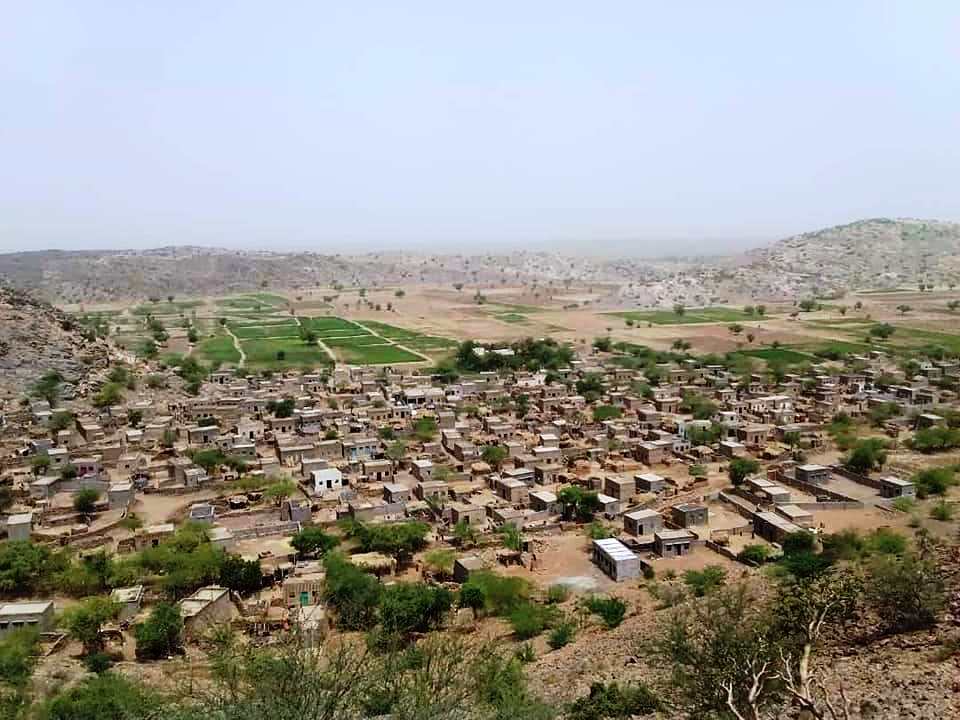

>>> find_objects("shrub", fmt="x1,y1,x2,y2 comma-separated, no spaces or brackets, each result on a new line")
514,642,536,663
737,544,771,565
892,496,917,513
460,572,531,617
930,500,954,521
912,466,958,498
866,552,944,633
586,521,612,540
567,681,663,720
584,596,627,628
380,582,453,636
322,553,383,630
509,602,555,640
134,603,184,661
682,566,727,597
546,584,571,604
548,621,577,650
863,528,907,556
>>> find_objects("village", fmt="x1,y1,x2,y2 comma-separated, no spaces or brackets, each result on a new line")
1,314,956,684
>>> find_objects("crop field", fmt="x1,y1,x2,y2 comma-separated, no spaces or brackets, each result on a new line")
332,343,423,365
229,322,301,339
733,347,814,364
608,306,769,325
131,299,204,316
242,337,332,369
195,332,242,365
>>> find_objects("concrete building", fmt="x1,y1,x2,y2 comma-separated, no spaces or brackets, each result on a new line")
634,472,666,493
670,502,708,528
796,464,831,485
623,509,663,537
179,586,235,637
312,467,345,495
879,476,916,499
110,585,144,623
592,538,641,581
0,601,55,636
654,529,695,557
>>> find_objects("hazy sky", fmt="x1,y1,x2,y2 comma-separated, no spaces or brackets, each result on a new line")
2,2,959,255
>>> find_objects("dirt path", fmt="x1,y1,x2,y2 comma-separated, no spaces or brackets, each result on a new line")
223,325,247,367
350,319,433,363
293,315,337,364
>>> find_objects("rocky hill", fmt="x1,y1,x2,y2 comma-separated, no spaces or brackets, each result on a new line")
743,217,960,294
0,285,115,403
1,218,958,305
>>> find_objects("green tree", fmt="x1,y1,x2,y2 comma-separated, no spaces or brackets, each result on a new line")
481,444,508,469
290,527,339,558
134,603,184,661
413,416,438,442
727,457,760,486
843,437,888,474
73,488,101,516
866,551,944,633
557,486,601,521
379,582,453,636
39,672,164,720
322,553,383,630
62,597,118,655
219,554,263,595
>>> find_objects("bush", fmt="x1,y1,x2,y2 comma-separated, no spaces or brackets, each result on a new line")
912,466,957,498
863,528,907,556
509,602,556,640
514,643,536,663
892,496,917,513
39,672,163,720
586,521,612,540
781,530,816,556
380,582,453,636
737,544,771,565
0,628,38,688
134,604,183,661
546,584,571,604
584,596,627,628
866,552,944,633
548,621,577,650
647,582,686,609
323,554,383,630
73,488,101,515
567,681,663,720
460,571,532,617
930,500,954,521
682,566,727,597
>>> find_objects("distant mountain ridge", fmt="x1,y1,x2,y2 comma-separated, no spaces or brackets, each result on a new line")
0,218,957,303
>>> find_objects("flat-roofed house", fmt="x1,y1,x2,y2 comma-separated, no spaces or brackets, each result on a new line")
0,601,55,637
654,529,695,557
592,538,640,581
670,502,708,528
879,476,916,499
796,464,831,485
623,509,663,537
312,468,345,495
179,586,235,637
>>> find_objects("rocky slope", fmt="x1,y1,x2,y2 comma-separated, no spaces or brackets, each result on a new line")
1,218,958,305
0,285,114,403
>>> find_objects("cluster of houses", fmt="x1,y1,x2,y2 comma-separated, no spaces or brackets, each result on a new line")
0,343,952,641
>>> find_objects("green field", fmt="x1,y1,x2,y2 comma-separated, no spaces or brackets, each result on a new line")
229,323,301,339
358,320,457,352
734,348,814,364
195,333,242,365
609,306,764,325
494,313,528,324
332,344,423,365
323,335,389,348
241,337,332,369
299,316,365,333
132,300,204,316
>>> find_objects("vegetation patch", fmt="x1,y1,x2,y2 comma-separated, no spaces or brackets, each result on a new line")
241,337,332,369
333,344,422,365
195,333,241,365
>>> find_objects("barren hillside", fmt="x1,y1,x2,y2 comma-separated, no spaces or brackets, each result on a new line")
0,285,114,403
